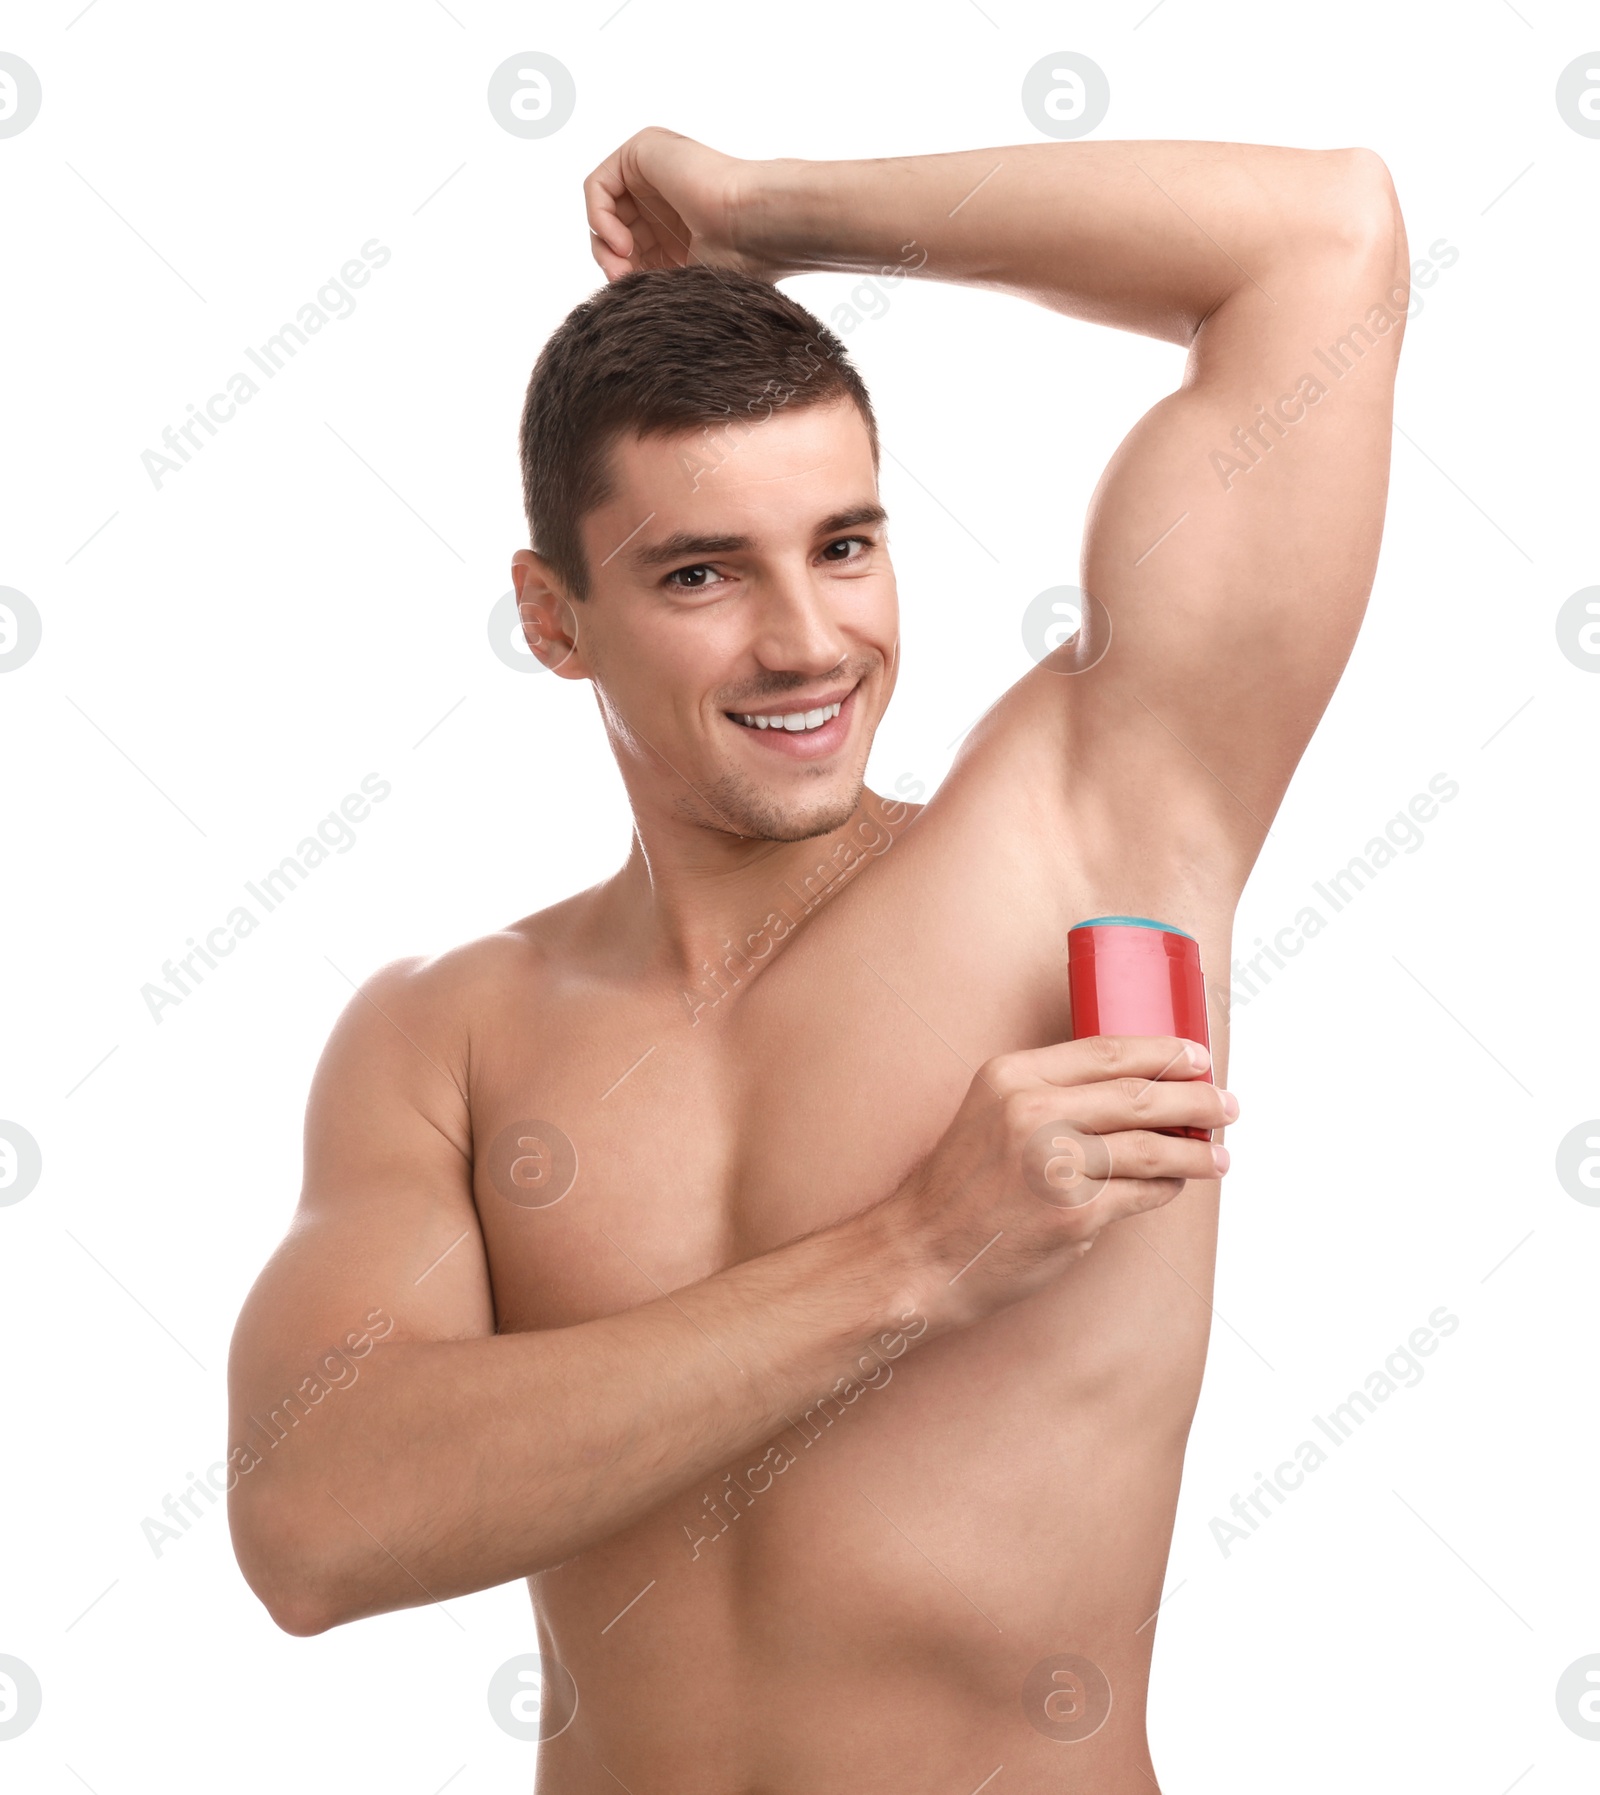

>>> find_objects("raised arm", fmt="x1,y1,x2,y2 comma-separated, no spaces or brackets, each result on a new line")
226,952,1230,1634
587,133,1407,889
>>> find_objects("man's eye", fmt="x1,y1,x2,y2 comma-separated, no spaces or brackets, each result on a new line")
664,564,725,591
822,536,872,562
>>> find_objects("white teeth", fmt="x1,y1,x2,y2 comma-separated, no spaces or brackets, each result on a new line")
733,701,842,733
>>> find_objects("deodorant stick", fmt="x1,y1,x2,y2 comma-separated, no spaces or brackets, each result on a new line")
1067,915,1213,1141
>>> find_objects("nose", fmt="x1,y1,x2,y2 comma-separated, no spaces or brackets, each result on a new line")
750,560,851,678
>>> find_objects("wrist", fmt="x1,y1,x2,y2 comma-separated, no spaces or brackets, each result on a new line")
734,156,845,280
849,1178,972,1345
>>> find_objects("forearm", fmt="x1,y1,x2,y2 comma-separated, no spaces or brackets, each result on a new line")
232,1198,945,1634
741,140,1381,344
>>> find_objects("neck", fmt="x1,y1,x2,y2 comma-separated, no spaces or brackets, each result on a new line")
586,788,915,997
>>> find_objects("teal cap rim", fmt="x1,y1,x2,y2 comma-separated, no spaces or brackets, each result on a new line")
1072,914,1194,940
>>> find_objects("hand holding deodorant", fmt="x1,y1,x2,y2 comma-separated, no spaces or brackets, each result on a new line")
1067,916,1212,1141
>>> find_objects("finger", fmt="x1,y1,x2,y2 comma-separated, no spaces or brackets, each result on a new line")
985,1034,1209,1097
626,190,691,264
1039,1175,1190,1248
1024,1076,1235,1138
1098,1129,1223,1185
1048,1126,1220,1187
1095,1174,1191,1222
582,164,635,260
1021,1117,1222,1210
588,230,630,280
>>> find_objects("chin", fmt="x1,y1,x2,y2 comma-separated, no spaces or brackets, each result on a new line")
682,772,865,843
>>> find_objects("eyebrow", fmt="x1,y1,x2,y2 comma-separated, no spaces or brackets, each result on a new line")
625,503,889,573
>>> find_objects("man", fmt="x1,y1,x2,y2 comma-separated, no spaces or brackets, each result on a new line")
228,128,1407,1790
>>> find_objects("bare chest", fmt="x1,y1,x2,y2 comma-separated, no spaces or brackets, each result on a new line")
467,939,1067,1334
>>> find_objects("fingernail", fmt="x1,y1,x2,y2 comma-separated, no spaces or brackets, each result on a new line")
1185,1040,1210,1070
1211,1144,1230,1174
1219,1089,1240,1120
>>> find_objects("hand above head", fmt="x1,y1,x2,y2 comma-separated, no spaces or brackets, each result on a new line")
584,125,763,281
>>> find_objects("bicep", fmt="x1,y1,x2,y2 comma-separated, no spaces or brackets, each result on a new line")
227,958,494,1469
1060,155,1407,886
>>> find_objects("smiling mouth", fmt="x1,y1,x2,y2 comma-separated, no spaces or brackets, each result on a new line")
727,700,844,733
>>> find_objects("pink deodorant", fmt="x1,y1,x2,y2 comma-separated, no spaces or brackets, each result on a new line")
1067,916,1212,1141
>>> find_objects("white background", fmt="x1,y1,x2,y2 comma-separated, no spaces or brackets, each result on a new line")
2,1,1595,1790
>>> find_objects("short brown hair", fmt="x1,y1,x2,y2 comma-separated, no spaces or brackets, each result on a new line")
519,266,879,599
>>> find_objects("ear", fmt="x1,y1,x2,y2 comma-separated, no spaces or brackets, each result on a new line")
510,549,589,679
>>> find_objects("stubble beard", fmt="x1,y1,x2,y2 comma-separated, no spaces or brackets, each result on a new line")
674,762,867,843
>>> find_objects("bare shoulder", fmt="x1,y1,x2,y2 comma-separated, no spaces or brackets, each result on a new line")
353,887,599,1012
312,894,597,1136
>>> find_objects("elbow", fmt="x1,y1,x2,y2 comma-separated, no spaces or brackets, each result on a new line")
230,1495,351,1638
1207,147,1406,347
243,1561,344,1639
240,1551,347,1639
1314,146,1403,263
1263,147,1408,349
262,1586,339,1639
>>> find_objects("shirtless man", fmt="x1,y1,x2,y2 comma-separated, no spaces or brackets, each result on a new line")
227,129,1407,1790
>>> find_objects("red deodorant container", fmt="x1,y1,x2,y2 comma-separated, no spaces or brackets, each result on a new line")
1067,916,1212,1140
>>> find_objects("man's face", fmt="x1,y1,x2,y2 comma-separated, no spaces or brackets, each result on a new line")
532,397,897,844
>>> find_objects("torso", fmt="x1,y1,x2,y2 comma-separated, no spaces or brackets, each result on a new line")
464,729,1235,1792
